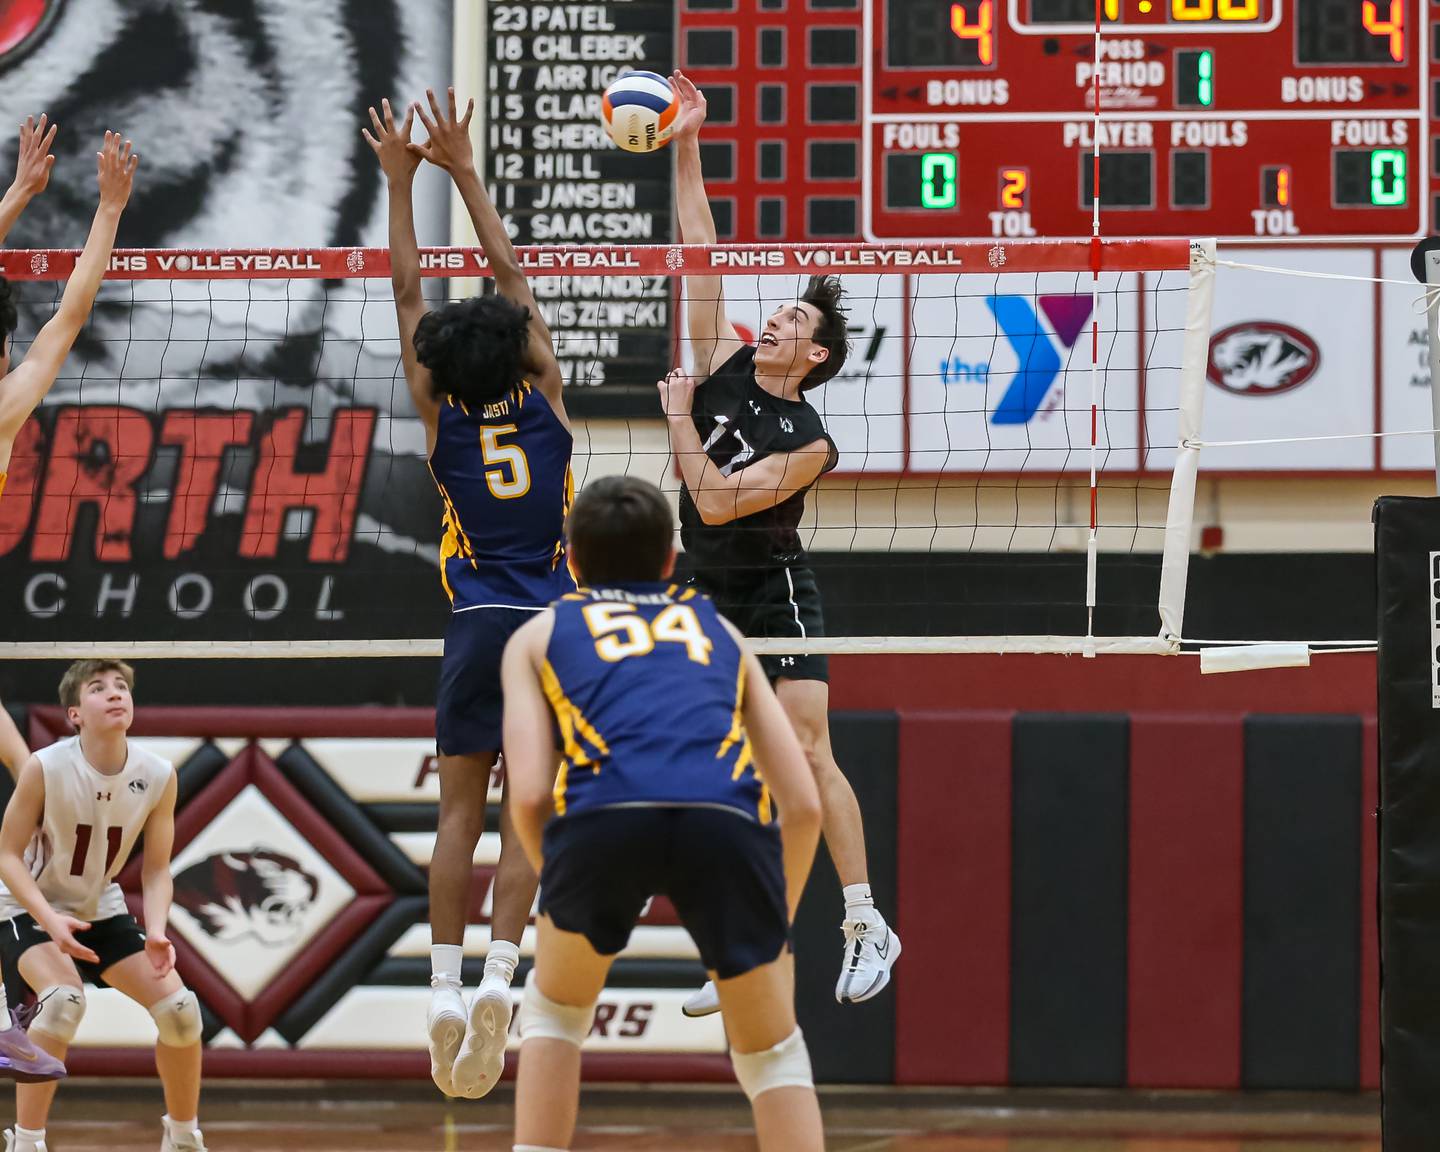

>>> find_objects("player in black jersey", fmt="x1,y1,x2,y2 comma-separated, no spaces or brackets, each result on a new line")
663,71,900,1014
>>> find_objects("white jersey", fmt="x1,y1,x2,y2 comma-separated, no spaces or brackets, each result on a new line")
0,736,172,923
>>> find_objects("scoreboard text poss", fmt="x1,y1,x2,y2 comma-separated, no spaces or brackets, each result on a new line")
867,0,1424,239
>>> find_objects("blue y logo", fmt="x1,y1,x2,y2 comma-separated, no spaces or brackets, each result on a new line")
984,295,1094,425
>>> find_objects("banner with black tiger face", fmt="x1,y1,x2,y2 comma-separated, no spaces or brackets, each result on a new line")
0,0,456,652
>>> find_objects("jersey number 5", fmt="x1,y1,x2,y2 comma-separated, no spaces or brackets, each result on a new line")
70,824,123,878
481,424,531,499
583,603,713,665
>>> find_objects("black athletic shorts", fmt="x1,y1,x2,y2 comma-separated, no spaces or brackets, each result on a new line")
436,606,539,757
694,564,828,684
539,806,789,980
0,912,148,998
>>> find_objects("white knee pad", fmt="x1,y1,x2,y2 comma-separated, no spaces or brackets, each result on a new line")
32,985,86,1044
731,1027,814,1101
150,987,202,1047
518,970,595,1048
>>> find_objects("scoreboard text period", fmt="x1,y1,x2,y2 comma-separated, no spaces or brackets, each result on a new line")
866,0,1425,240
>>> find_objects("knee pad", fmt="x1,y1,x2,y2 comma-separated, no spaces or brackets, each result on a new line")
731,1027,813,1102
150,987,202,1047
32,985,85,1044
518,970,594,1048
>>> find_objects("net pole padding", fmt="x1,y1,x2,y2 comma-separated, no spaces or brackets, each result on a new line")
1157,239,1218,645
0,240,1195,283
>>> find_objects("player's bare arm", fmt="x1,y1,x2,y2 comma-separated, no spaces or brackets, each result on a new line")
659,370,828,524
720,622,823,919
0,115,57,246
139,770,179,977
0,758,98,965
411,87,566,423
0,131,136,471
499,612,558,874
670,71,743,378
0,701,29,781
363,98,441,449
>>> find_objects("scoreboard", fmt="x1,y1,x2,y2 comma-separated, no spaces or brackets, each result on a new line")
868,0,1425,239
659,0,1428,243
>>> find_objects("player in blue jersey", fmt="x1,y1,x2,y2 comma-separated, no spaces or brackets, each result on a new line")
501,475,825,1152
366,88,573,1100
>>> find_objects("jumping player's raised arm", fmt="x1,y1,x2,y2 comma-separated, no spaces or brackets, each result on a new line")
364,99,441,449
0,115,57,246
500,612,559,874
410,87,566,424
0,132,135,470
669,71,744,379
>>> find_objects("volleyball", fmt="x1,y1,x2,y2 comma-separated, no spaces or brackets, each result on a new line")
601,70,677,153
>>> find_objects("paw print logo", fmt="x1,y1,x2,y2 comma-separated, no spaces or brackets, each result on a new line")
665,248,685,270
346,250,366,274
29,252,48,275
987,246,1006,269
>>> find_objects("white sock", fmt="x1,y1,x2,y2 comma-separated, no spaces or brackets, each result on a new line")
14,1125,46,1151
484,939,520,985
843,884,882,925
163,1115,198,1137
431,943,464,986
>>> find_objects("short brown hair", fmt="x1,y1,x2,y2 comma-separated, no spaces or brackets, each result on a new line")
58,659,135,710
567,476,673,585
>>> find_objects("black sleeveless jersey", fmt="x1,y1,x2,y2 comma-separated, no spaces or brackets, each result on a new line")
678,345,838,580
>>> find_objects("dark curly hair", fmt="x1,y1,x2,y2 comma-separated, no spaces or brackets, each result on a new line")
0,275,15,359
412,293,532,408
799,274,850,391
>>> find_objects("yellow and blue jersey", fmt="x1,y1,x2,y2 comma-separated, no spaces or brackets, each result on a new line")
428,382,576,610
541,583,771,824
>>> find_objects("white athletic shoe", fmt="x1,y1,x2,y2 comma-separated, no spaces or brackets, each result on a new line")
160,1128,207,1151
681,980,721,1018
835,920,901,1004
427,977,467,1097
4,1130,46,1152
449,973,511,1099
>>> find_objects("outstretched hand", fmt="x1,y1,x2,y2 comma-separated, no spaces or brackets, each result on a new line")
410,87,476,174
669,71,707,143
362,98,421,183
96,130,137,211
12,115,57,200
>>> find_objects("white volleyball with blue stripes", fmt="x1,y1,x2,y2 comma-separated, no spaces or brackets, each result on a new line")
601,70,677,153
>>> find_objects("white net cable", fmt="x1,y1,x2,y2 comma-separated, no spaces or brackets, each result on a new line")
0,239,1210,659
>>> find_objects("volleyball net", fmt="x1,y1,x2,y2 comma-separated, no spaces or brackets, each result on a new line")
0,238,1216,658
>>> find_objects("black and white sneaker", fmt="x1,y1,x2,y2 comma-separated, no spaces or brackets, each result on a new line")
835,919,901,1004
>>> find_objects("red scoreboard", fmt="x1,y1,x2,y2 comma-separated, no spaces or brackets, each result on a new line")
678,0,1427,242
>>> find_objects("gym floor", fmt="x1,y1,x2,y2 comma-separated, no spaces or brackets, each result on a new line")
19,1083,1380,1150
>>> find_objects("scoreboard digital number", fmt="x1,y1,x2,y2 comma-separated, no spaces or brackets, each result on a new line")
866,0,1423,240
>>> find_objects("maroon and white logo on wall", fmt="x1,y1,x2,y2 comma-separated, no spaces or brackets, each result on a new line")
1207,322,1321,397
